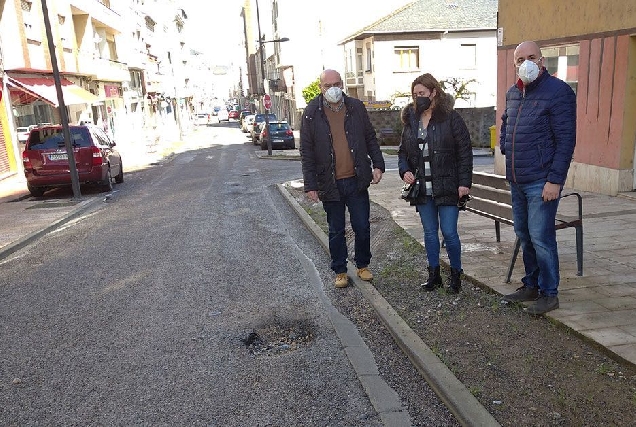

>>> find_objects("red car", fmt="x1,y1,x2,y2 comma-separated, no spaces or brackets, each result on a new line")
228,109,240,120
22,124,123,197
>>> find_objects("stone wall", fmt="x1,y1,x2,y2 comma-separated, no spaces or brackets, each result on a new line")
368,107,496,147
295,106,496,148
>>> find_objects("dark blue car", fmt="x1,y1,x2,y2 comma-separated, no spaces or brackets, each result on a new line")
259,121,295,150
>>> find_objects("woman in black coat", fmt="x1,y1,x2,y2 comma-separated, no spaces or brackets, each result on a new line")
398,73,473,293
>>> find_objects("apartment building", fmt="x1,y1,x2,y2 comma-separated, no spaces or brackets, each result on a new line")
0,0,193,178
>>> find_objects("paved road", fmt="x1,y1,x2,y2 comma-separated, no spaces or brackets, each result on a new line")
0,123,458,426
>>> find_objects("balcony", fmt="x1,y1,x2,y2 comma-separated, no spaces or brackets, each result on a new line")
69,0,124,33
78,53,130,82
345,71,364,87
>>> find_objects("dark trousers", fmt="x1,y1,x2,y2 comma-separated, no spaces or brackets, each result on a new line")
322,177,372,274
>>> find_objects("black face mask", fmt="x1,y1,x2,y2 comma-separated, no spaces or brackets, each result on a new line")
415,96,431,115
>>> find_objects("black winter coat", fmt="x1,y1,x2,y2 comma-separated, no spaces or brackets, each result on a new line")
300,94,385,201
398,98,473,206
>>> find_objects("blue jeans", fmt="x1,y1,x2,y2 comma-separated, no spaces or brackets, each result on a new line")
510,179,560,296
322,178,371,274
417,196,462,270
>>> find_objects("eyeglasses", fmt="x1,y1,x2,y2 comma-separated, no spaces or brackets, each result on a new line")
323,82,342,89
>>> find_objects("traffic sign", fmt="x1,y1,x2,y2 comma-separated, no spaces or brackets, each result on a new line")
263,94,272,110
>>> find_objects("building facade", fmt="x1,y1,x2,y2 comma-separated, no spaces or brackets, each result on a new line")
496,0,636,195
0,0,194,180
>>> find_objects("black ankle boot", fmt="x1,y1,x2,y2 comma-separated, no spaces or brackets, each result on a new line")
422,266,442,291
448,268,462,294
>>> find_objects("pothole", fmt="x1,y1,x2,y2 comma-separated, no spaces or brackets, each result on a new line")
242,319,314,356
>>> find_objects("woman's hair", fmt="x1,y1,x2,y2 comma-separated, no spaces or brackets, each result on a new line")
410,73,452,113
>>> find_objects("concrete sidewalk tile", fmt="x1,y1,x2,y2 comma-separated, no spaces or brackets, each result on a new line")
581,327,636,347
596,283,636,297
595,296,636,311
559,310,636,330
554,300,607,316
607,343,636,364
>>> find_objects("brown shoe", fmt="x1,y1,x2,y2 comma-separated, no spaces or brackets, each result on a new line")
356,267,373,281
335,273,349,288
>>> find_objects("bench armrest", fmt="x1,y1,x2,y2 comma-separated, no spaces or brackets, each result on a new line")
562,192,582,220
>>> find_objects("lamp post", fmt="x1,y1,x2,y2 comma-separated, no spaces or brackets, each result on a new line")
255,0,289,155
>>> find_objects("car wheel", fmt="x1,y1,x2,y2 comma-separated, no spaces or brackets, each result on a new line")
27,184,45,197
101,168,113,192
115,161,124,184
260,140,268,150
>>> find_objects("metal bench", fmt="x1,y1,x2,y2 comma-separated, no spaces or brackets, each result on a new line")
468,171,583,282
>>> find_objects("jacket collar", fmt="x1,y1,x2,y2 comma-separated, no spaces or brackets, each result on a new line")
516,67,550,92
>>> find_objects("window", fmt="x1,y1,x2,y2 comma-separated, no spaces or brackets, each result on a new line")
366,44,372,72
459,44,476,69
394,46,419,71
542,44,579,93
21,0,40,41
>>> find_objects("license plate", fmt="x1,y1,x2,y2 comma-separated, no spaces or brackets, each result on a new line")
48,153,68,161
273,139,283,143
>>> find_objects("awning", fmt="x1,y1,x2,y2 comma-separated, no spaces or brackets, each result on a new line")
7,76,99,107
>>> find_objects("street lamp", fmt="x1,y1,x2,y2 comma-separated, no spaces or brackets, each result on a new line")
255,0,289,155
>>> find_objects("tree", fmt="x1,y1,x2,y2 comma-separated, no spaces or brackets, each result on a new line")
302,78,321,104
440,77,477,101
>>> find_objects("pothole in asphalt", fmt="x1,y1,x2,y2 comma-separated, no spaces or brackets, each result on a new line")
242,319,314,356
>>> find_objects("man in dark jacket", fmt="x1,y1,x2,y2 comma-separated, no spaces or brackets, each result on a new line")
300,69,385,288
500,41,577,315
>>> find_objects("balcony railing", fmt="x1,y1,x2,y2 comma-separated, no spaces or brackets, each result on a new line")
345,71,363,86
69,0,123,32
77,53,130,81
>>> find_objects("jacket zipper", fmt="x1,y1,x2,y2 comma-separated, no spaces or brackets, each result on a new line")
510,89,526,183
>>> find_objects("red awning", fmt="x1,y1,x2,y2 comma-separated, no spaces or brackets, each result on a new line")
7,76,99,107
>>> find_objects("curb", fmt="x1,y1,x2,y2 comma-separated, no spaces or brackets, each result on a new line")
0,196,103,262
276,183,500,427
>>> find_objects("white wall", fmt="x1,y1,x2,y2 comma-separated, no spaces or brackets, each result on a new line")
371,31,497,108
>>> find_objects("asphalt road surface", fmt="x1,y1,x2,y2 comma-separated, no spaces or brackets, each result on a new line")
0,121,457,426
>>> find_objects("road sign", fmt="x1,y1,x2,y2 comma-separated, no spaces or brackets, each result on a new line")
263,94,272,110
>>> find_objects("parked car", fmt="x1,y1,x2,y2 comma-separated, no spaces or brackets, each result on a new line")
241,114,255,133
238,110,252,126
251,113,278,144
195,112,211,126
217,109,229,122
22,124,123,197
16,125,35,143
259,121,295,150
228,109,240,120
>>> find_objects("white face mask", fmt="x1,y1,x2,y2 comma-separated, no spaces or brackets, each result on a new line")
517,59,540,84
324,86,343,103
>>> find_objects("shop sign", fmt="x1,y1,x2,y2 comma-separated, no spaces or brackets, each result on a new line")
104,84,120,98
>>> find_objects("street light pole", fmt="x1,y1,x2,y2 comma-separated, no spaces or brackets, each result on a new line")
255,0,289,156
41,0,81,199
255,0,272,155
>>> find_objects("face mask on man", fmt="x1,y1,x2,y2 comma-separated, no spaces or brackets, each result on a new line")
415,96,431,115
324,86,343,103
517,59,541,84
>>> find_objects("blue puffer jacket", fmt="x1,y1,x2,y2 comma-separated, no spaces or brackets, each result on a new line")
499,70,576,185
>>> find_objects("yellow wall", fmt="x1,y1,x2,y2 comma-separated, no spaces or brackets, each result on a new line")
499,0,636,47
0,97,18,172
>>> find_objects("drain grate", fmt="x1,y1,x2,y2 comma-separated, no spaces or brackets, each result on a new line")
242,320,314,356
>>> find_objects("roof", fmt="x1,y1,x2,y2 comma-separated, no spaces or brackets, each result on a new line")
340,0,498,43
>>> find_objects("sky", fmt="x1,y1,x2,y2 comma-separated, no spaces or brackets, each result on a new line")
181,0,413,66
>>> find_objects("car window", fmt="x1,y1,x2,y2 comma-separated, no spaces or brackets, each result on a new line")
27,127,91,150
255,114,278,122
269,123,290,131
